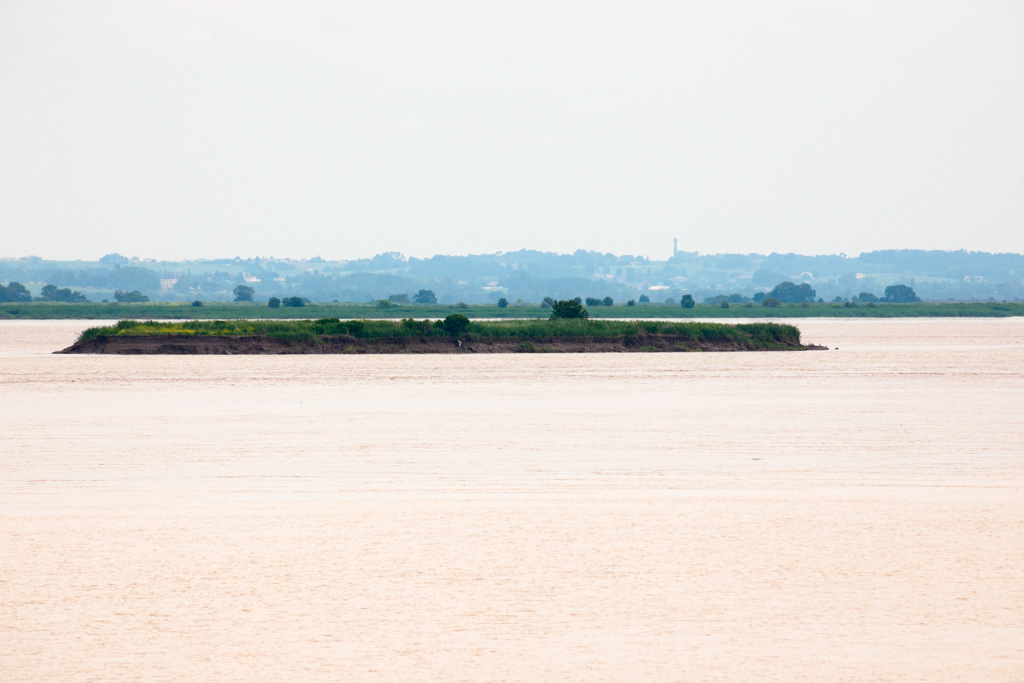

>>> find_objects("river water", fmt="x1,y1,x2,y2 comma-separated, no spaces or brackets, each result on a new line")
1,319,1022,681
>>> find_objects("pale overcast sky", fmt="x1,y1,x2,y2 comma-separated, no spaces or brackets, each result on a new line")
1,1,1022,260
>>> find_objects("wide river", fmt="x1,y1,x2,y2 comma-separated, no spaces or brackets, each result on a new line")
1,319,1022,681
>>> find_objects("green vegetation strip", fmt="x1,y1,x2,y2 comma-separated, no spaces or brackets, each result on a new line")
5,300,1024,320
77,318,804,349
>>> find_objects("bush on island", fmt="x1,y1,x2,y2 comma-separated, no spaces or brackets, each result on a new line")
443,314,470,337
550,299,588,320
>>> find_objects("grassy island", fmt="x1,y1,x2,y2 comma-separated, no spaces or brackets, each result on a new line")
59,318,823,354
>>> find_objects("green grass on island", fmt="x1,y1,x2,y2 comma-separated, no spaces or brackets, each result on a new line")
6,300,1024,321
75,318,806,351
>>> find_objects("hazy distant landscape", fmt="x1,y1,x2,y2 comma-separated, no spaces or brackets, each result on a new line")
2,248,1022,307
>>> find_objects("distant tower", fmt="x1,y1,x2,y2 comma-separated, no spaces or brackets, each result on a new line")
673,238,678,258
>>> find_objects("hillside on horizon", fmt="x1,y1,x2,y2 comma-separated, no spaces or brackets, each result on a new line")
2,248,1022,304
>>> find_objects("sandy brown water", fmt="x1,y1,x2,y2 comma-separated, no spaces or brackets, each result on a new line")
2,318,1022,681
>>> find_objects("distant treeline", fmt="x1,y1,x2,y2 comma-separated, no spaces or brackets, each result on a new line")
5,300,1023,322
4,299,1019,321
2,248,1022,304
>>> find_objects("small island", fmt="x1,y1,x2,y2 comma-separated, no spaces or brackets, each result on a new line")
58,316,825,354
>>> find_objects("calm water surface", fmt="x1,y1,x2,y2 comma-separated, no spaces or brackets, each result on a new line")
1,319,1022,681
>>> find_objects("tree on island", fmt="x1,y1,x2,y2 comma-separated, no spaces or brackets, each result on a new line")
638,295,650,303
268,297,281,308
680,294,695,308
769,281,816,303
549,299,588,320
584,297,602,306
233,284,255,302
412,289,437,304
762,297,782,308
281,296,306,307
602,296,614,307
114,289,148,303
883,284,921,303
497,297,509,308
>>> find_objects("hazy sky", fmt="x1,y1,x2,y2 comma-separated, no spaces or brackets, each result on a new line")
2,1,1022,260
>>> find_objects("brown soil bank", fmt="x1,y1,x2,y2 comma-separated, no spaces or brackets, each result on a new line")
60,334,826,355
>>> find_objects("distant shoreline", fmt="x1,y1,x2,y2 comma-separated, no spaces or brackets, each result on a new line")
8,300,1024,321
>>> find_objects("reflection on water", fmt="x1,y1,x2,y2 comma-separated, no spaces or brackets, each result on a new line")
1,319,1022,680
